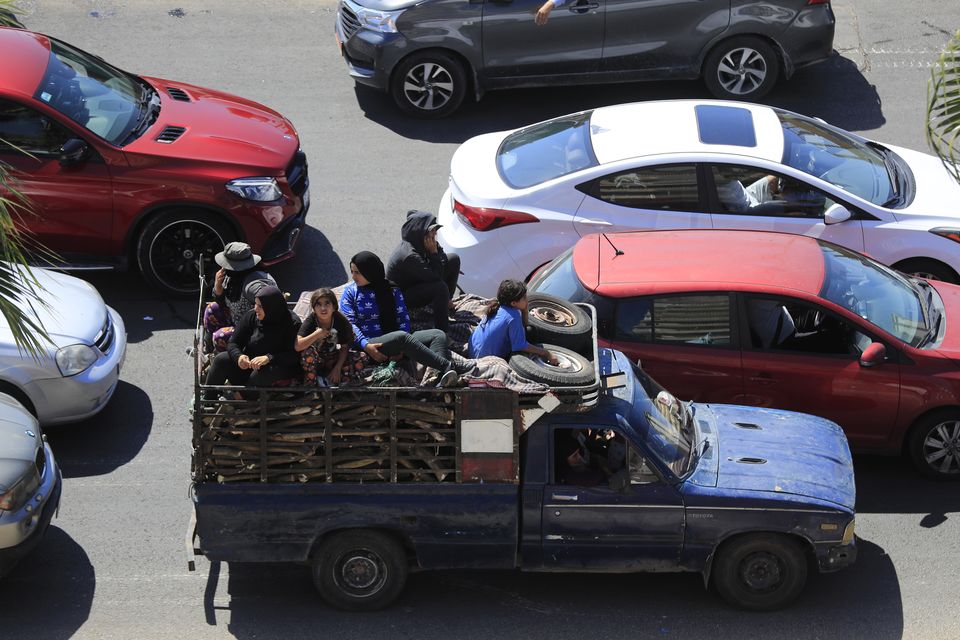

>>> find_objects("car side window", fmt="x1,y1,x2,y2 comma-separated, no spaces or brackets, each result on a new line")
711,164,833,219
590,164,704,212
616,295,731,346
745,296,872,356
0,99,72,157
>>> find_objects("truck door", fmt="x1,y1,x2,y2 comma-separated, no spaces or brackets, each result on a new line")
540,426,684,570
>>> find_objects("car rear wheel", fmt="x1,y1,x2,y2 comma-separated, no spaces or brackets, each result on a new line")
703,37,780,100
908,412,960,480
312,531,408,611
713,533,808,611
136,210,235,297
894,258,959,284
391,51,467,118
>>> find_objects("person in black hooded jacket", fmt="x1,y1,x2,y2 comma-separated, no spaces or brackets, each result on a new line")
386,210,461,331
204,285,302,394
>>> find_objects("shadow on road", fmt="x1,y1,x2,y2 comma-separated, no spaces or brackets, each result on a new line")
214,536,901,640
44,380,153,478
356,54,883,144
0,526,95,638
268,226,349,296
853,454,959,524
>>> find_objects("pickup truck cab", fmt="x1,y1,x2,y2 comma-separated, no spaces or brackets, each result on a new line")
190,343,856,612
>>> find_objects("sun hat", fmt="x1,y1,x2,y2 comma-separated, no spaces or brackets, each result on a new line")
214,241,261,271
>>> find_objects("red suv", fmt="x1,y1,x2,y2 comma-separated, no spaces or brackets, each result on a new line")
0,27,309,294
529,229,960,480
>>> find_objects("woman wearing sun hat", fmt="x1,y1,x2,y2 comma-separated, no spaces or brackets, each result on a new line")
202,241,277,352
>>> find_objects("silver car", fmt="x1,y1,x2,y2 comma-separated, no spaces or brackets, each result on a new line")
0,393,61,576
0,268,126,425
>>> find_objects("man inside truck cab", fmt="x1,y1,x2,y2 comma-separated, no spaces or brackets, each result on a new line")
556,428,626,486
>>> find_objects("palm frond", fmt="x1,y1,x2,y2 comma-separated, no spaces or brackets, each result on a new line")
927,30,960,185
0,0,24,28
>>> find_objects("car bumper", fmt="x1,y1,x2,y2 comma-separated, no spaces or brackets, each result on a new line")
0,444,61,577
781,4,836,76
25,306,126,426
816,539,857,573
335,4,404,92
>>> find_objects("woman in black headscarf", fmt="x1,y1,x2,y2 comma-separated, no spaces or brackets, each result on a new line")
340,251,464,387
204,285,302,393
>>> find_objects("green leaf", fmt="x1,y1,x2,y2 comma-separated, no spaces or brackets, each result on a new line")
927,30,960,184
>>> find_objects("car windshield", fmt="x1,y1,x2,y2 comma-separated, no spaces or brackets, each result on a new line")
625,364,696,478
777,110,895,206
497,111,598,189
819,241,928,346
33,38,143,145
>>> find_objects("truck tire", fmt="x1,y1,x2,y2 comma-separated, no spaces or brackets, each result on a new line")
712,533,808,611
527,294,593,353
509,345,594,386
313,531,408,611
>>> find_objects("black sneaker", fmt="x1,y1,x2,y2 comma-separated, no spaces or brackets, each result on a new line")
437,369,459,388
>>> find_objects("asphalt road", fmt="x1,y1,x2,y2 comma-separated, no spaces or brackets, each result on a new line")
1,1,959,638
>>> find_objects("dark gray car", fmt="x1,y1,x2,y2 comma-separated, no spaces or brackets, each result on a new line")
335,0,835,117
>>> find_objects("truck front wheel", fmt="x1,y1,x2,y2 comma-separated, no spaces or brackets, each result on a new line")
313,531,408,611
712,533,808,611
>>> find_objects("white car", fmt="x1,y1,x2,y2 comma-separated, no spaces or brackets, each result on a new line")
0,268,126,425
438,100,960,297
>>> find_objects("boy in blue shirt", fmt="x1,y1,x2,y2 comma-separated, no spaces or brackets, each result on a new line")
468,279,558,364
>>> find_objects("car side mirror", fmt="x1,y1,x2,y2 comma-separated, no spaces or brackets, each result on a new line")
859,342,887,368
824,203,852,225
59,138,88,165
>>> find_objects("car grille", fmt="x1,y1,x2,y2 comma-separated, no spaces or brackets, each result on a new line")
338,1,361,41
94,314,115,355
286,149,309,196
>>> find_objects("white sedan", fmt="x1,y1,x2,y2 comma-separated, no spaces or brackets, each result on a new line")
437,99,960,297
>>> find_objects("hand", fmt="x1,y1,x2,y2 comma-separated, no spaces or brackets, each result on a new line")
237,354,252,370
214,268,226,295
547,353,559,366
535,0,553,25
423,231,439,254
365,342,388,363
249,355,270,370
327,368,342,386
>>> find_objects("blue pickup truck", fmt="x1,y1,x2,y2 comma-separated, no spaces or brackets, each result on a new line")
190,338,857,612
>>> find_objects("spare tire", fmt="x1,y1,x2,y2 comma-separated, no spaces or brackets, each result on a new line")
527,294,593,353
509,345,594,386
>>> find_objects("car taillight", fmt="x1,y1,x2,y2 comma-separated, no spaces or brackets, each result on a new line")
453,200,538,232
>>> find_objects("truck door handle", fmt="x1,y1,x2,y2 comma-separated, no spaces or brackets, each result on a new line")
552,493,579,502
749,373,774,385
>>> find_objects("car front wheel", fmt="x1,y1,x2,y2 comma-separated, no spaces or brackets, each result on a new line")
894,258,960,284
908,413,960,480
391,51,467,118
703,37,780,100
136,210,234,296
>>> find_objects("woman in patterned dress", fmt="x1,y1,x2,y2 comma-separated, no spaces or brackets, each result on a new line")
296,288,369,386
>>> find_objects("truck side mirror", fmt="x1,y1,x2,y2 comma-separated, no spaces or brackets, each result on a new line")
59,138,88,165
824,203,852,225
859,342,887,368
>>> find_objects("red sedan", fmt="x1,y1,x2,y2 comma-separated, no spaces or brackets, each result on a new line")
0,27,309,294
529,229,960,479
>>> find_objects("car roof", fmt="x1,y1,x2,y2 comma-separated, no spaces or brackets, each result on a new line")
588,100,785,166
573,230,826,297
0,27,51,98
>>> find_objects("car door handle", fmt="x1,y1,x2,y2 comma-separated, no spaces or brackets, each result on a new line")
569,2,600,11
748,373,774,385
551,493,579,502
578,219,612,226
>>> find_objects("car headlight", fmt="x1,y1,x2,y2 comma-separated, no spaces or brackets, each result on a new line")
226,177,282,202
356,6,403,33
0,468,40,511
56,344,99,377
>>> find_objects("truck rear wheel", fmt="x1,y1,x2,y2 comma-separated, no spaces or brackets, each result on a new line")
312,531,408,611
509,345,594,386
712,533,808,611
527,294,593,353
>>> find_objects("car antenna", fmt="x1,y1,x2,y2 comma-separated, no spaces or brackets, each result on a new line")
602,233,624,257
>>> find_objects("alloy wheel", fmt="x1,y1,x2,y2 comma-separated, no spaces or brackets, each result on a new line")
923,420,960,476
716,47,768,96
147,219,223,294
402,62,455,111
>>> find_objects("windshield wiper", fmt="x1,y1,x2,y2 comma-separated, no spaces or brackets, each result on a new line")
121,82,160,145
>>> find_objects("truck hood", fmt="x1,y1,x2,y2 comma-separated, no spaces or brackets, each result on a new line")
707,404,855,510
123,77,299,173
0,267,106,349
887,144,960,221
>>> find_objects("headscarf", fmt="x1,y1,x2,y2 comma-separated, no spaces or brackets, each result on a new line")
255,285,295,334
351,251,399,334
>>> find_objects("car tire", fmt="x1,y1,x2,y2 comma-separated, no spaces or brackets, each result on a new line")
907,412,960,480
508,345,594,386
312,530,408,611
894,258,960,284
136,210,235,297
391,51,467,118
527,294,593,353
703,37,780,100
712,533,808,611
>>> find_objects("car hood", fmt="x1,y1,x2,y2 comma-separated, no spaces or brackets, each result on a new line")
123,77,300,173
0,394,40,492
450,130,516,203
0,268,106,348
887,144,960,220
926,279,960,361
707,404,856,510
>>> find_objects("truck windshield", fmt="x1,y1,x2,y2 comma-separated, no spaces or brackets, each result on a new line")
497,111,598,189
626,365,695,478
